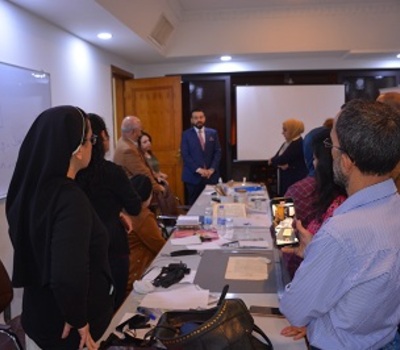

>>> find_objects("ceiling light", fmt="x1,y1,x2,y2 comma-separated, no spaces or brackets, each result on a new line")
220,55,232,62
97,32,112,40
397,53,400,59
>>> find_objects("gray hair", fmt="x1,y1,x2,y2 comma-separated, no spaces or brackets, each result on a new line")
337,99,400,175
121,116,140,134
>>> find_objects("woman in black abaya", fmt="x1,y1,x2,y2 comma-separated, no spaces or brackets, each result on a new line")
76,113,141,309
6,106,114,350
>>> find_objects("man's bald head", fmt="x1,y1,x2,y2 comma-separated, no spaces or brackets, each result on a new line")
121,116,142,141
376,92,400,112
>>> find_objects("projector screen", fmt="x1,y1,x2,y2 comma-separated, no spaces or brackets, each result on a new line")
236,85,345,161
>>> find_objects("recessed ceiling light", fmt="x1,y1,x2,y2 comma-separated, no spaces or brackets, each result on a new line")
220,55,232,62
97,32,112,40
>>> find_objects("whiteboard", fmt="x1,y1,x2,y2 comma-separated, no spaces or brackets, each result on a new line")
236,85,345,161
0,62,51,198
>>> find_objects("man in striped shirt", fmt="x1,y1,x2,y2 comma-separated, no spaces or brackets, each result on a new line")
280,100,400,350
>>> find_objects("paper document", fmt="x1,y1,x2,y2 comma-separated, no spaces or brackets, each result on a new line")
225,256,270,280
213,203,246,218
239,240,269,249
187,242,221,250
170,235,202,245
232,216,270,227
139,285,209,310
173,229,219,241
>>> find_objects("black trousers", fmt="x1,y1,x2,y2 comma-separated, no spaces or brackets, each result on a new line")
185,182,206,205
109,254,129,311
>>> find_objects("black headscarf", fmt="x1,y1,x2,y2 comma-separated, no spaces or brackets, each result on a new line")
76,113,108,195
130,174,152,202
6,105,88,287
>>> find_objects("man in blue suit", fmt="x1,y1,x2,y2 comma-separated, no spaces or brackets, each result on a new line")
181,109,222,205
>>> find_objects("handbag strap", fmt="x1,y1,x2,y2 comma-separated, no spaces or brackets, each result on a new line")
217,284,229,306
253,324,274,350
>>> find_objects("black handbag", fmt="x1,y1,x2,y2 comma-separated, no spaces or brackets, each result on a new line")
150,298,273,350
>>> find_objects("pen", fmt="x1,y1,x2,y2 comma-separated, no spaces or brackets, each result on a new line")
222,240,239,247
137,306,157,320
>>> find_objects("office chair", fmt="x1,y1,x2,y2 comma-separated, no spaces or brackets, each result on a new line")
151,187,191,240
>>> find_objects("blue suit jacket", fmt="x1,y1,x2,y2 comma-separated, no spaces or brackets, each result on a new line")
181,127,222,184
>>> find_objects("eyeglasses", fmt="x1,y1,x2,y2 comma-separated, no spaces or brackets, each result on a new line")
323,138,353,162
323,138,342,152
83,134,98,146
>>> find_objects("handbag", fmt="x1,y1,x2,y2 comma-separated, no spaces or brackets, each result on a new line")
150,298,273,350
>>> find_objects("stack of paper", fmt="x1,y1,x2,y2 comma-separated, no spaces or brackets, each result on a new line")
139,285,209,310
176,215,200,226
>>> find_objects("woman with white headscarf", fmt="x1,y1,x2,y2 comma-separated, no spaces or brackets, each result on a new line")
268,119,308,196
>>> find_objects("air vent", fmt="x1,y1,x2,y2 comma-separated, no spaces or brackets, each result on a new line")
149,14,174,48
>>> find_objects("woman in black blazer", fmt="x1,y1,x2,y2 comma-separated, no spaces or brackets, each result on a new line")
268,119,308,196
76,113,142,311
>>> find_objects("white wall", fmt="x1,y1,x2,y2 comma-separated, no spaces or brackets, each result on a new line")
0,0,135,318
236,85,345,160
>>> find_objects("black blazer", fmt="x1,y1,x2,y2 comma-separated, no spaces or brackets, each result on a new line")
270,137,308,195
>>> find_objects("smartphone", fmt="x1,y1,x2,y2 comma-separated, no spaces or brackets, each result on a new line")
249,305,284,318
270,197,299,247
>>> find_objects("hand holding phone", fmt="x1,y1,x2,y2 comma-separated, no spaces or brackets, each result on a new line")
270,197,299,248
281,219,313,258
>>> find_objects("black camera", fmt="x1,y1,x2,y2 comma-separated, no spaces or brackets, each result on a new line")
153,262,191,288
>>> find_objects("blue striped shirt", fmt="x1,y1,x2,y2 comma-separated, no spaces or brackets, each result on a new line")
280,179,400,350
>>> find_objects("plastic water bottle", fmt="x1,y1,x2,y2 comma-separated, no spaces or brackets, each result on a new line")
224,217,234,240
217,205,226,236
203,207,213,229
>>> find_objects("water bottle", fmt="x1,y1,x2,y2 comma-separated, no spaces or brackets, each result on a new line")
224,217,235,240
217,205,226,236
203,206,213,229
236,188,248,204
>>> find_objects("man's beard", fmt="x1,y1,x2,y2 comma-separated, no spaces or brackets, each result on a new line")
333,156,348,189
195,122,204,129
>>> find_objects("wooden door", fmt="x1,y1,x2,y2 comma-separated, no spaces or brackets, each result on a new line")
124,76,184,203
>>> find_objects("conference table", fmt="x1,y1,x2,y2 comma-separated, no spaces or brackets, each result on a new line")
100,184,307,350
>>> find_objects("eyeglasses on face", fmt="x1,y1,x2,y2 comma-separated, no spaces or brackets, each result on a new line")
83,134,98,146
323,138,354,162
323,138,343,152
